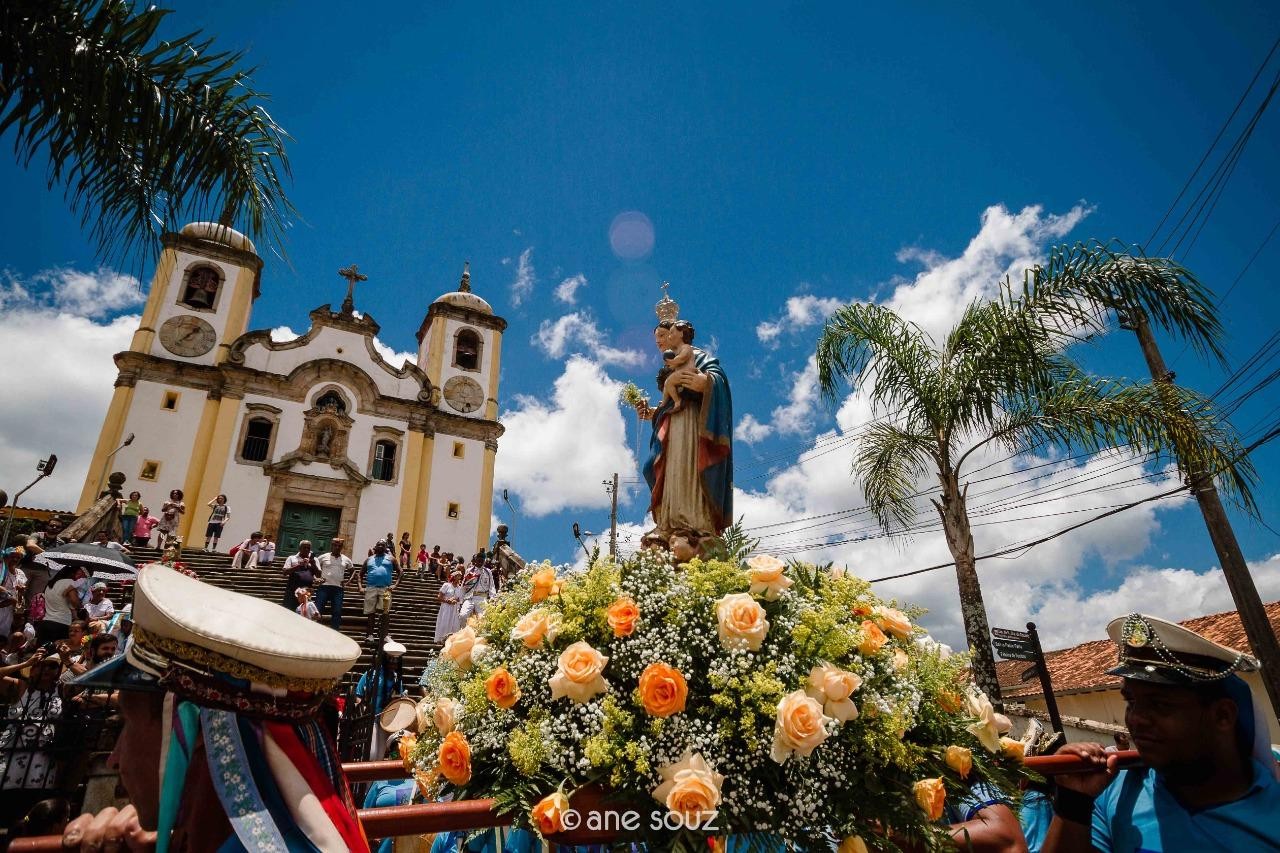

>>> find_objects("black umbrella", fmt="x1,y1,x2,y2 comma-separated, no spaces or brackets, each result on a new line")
35,543,137,580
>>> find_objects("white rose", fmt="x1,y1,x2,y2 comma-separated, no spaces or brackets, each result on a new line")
746,554,793,602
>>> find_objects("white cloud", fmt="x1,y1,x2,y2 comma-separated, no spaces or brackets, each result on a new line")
270,325,299,342
554,274,588,305
736,414,774,445
2,267,144,318
372,339,416,369
756,294,846,345
533,312,646,368
0,268,142,509
495,356,639,516
509,247,536,306
735,357,822,444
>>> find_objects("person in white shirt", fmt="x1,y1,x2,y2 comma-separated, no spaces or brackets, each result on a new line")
85,582,115,621
93,530,127,552
434,568,464,642
258,538,277,566
314,537,353,632
458,559,495,621
295,588,320,622
229,531,264,570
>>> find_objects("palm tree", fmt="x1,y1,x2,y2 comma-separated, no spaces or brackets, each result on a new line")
815,247,1255,703
1,0,293,264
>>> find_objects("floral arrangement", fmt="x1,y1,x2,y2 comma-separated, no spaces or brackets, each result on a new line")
409,543,1031,851
619,381,649,411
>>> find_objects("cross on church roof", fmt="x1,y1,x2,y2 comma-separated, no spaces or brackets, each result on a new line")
338,264,368,314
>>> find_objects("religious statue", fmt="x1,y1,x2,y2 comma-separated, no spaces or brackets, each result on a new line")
626,284,733,553
316,425,333,457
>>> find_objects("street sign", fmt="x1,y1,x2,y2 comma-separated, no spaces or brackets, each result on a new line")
991,626,1032,641
1020,664,1040,682
991,639,1037,661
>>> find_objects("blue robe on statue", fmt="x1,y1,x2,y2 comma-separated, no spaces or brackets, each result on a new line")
643,347,733,535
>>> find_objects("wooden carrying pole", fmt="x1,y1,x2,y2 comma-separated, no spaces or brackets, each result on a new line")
9,752,1143,851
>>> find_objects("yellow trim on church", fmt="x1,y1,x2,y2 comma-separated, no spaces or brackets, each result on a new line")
176,395,224,540
215,266,257,363
425,317,448,387
130,249,178,353
396,430,426,540
476,443,497,553
484,329,503,420
413,433,436,547
76,384,136,511
184,397,242,540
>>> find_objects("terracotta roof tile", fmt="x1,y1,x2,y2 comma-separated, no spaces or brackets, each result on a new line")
996,601,1280,700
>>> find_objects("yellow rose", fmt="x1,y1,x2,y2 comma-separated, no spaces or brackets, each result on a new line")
892,648,910,672
414,767,439,800
549,641,609,703
944,745,973,779
606,596,640,637
964,689,1003,754
440,625,478,669
805,662,861,723
715,592,769,652
937,690,964,714
651,750,724,830
770,689,832,763
530,566,557,602
512,609,562,649
837,837,869,853
438,731,472,786
638,662,688,718
858,620,888,656
873,605,913,640
1000,736,1026,762
746,554,793,601
912,777,946,822
485,666,521,710
530,790,571,836
432,697,461,736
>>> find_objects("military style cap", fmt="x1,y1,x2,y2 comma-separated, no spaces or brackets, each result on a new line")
76,566,361,717
1106,613,1259,686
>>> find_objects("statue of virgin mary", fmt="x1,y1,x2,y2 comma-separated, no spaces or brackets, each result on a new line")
633,285,733,548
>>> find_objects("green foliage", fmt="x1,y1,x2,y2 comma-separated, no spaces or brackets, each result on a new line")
1,0,294,264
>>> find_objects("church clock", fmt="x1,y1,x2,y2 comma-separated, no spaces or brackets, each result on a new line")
443,375,484,413
159,315,217,357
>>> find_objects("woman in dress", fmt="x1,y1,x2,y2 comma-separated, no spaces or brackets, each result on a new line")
398,532,412,569
157,489,185,548
433,568,463,642
203,494,231,552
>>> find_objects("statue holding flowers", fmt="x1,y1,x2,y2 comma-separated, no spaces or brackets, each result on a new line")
623,284,733,551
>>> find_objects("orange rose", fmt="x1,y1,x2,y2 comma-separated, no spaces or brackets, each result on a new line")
944,745,972,779
715,592,769,652
530,790,571,836
397,733,417,767
638,662,688,717
485,667,521,709
837,838,869,853
530,566,558,602
1000,736,1026,762
912,777,946,821
549,641,609,703
606,596,640,637
937,690,964,714
873,605,913,640
438,731,472,786
851,601,873,617
858,620,887,656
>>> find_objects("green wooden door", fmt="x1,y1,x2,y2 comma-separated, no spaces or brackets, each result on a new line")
278,502,341,554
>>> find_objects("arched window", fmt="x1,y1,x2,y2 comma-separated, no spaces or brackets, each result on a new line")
371,440,397,481
241,417,274,462
315,391,347,414
453,329,481,371
179,265,222,310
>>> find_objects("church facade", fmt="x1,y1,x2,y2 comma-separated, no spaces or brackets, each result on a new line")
77,221,505,558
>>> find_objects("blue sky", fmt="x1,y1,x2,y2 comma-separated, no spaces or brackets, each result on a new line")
2,1,1278,649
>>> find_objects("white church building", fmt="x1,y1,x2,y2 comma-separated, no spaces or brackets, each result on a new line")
77,221,505,558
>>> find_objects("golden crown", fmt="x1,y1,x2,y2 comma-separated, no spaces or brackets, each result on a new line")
655,281,679,322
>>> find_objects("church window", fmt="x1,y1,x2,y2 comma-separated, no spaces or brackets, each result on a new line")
139,460,160,481
179,265,222,310
453,441,465,459
162,391,180,411
241,418,274,463
453,328,482,371
315,391,347,414
371,440,397,481
447,502,460,519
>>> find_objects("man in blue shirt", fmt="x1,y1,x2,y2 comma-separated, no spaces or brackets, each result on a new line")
1043,613,1280,852
360,539,400,642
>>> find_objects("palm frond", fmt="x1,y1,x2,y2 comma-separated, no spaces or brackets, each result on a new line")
816,303,940,421
852,422,935,533
0,0,294,265
1011,240,1226,365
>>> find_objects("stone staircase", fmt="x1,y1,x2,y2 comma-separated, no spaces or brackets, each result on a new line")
100,547,445,686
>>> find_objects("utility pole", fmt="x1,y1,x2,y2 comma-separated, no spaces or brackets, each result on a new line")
603,474,619,558
1126,308,1280,719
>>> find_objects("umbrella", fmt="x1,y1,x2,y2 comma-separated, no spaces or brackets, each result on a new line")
35,543,137,580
